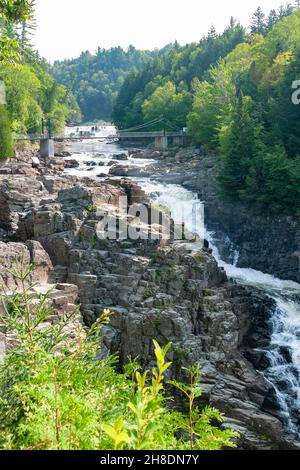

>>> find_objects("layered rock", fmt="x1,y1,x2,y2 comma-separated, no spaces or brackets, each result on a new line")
136,148,300,283
0,150,297,449
0,240,80,364
0,147,66,177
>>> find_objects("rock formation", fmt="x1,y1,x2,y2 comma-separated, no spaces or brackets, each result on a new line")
0,150,298,449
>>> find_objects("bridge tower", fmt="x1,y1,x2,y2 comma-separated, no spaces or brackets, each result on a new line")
40,118,55,158
154,135,168,150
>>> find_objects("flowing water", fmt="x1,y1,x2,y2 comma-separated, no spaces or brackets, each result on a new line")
63,143,300,438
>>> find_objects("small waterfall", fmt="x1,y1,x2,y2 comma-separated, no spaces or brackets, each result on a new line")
232,248,240,267
265,297,300,436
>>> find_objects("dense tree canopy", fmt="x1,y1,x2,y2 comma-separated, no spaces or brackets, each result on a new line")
113,21,246,130
188,7,300,215
50,47,155,122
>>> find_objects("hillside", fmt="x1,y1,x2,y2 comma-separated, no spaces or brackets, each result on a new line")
50,46,155,122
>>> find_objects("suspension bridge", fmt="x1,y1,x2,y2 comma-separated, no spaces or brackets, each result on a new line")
16,117,188,157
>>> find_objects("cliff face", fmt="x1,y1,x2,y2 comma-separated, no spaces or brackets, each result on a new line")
0,151,297,449
184,152,300,284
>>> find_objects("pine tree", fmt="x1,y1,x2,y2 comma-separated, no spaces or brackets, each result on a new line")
0,104,14,158
207,25,217,39
219,95,265,199
278,3,294,18
250,7,266,35
266,9,279,31
20,0,37,52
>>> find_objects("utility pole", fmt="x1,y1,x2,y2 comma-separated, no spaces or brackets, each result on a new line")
47,118,52,139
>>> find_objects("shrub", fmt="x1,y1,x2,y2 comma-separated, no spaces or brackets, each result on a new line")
0,104,14,158
0,259,239,450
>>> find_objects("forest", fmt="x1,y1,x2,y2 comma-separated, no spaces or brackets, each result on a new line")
0,0,80,154
1,2,300,213
188,5,300,214
50,47,156,122
113,3,300,215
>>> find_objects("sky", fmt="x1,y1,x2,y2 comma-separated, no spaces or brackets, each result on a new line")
34,0,289,62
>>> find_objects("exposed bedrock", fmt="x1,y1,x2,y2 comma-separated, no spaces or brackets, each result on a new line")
0,152,298,449
136,148,300,283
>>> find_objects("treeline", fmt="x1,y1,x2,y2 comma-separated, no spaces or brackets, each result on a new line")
113,21,246,130
0,0,80,157
50,47,156,122
114,4,300,215
113,4,296,131
0,58,81,135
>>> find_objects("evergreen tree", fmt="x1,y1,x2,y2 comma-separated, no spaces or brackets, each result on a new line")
278,3,294,18
207,25,217,39
113,22,246,129
250,7,267,35
20,0,36,52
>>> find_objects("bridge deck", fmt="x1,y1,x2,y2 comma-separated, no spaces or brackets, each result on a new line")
118,131,183,138
16,130,185,142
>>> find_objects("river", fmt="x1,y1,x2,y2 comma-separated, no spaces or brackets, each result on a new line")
62,141,300,439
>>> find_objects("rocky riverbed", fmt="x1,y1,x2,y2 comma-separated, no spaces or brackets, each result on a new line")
0,148,299,450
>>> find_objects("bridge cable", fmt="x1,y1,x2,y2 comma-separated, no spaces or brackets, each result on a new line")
119,117,165,133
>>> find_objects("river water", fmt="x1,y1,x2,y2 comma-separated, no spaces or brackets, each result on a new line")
63,141,300,439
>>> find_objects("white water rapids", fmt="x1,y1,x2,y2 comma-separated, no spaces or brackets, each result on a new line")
64,143,300,438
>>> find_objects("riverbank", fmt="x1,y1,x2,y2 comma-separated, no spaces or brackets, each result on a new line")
0,147,299,449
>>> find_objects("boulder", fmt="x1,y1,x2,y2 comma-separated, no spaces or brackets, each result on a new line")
0,241,53,289
64,159,80,169
112,153,128,161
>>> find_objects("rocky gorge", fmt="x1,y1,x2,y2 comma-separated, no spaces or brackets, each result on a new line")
113,148,300,284
0,147,299,450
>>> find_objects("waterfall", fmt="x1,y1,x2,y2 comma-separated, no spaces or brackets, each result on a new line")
137,180,300,438
63,144,300,438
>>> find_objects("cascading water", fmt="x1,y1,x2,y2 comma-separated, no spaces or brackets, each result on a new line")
136,179,300,438
63,144,300,439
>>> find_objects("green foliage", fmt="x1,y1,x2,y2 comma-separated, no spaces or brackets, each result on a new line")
102,341,174,450
169,365,238,450
250,3,297,36
142,81,192,130
0,2,81,136
188,81,219,145
102,342,238,451
0,103,14,157
188,9,300,215
113,21,246,130
0,0,35,64
250,7,267,35
50,47,154,123
0,260,238,450
239,146,300,213
218,95,265,198
0,0,33,23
